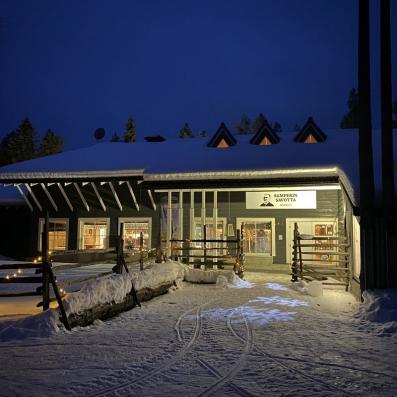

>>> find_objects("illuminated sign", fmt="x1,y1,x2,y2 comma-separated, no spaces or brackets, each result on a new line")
246,191,317,209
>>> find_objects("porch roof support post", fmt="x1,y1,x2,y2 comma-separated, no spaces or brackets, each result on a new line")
190,191,194,240
178,191,183,241
126,181,139,211
25,183,42,212
73,182,90,212
41,183,58,212
213,190,218,263
201,191,206,263
57,183,73,212
109,181,122,211
167,191,172,258
91,182,106,211
15,184,33,212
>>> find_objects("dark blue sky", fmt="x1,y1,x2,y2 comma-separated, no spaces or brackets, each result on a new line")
0,0,396,150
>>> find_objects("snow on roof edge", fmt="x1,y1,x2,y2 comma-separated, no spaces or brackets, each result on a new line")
144,167,357,207
0,169,144,181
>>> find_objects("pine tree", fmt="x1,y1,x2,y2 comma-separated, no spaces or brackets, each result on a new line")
0,117,36,165
236,114,251,134
94,128,106,140
111,132,120,142
393,100,397,128
293,124,301,131
179,123,194,138
340,88,359,128
273,122,282,132
124,117,137,142
198,130,207,138
252,113,267,134
39,129,63,156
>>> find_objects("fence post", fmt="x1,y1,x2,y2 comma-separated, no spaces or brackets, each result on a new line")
291,222,299,282
42,212,50,310
140,231,144,271
203,224,207,269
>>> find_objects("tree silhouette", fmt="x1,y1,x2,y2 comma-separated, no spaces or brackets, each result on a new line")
39,129,63,156
340,88,359,128
179,123,194,138
124,117,137,142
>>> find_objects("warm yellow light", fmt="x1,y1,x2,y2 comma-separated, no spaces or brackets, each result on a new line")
13,273,17,277
17,269,22,274
33,259,38,263
37,256,42,261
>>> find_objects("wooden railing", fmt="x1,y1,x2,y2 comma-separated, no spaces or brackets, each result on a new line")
291,222,350,290
0,213,70,330
169,225,245,276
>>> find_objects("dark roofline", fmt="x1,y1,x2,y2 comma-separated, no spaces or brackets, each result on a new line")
250,119,280,145
294,117,327,143
207,122,237,147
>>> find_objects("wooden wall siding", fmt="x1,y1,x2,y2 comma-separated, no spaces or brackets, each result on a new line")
29,182,160,255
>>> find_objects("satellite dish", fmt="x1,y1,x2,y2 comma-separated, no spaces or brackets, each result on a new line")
94,128,106,140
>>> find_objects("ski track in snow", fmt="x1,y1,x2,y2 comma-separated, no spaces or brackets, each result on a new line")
1,274,397,397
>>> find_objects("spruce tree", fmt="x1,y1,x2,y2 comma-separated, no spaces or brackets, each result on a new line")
39,129,63,156
293,124,301,131
236,113,251,134
0,117,36,165
111,132,120,142
273,122,282,132
124,117,137,142
252,113,267,134
198,130,207,138
340,88,359,128
179,123,194,138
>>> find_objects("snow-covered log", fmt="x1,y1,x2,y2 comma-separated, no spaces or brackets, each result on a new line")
64,261,185,328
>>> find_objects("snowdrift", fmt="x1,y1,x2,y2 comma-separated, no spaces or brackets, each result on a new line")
357,289,397,336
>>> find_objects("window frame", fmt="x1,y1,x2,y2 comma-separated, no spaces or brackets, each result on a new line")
77,217,110,250
236,217,276,257
118,217,152,250
38,218,69,252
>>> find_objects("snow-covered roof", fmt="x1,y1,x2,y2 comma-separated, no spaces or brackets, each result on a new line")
0,129,394,207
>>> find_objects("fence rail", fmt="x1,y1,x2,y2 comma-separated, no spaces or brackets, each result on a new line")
291,222,350,290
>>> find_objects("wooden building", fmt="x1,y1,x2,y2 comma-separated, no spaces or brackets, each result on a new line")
0,119,371,293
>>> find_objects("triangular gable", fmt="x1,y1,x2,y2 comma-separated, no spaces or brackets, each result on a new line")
250,119,280,145
207,122,237,148
294,117,327,143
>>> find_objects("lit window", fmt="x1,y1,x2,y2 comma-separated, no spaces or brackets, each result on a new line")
217,138,230,148
78,219,109,250
259,136,272,145
122,221,150,251
39,219,68,252
305,134,317,144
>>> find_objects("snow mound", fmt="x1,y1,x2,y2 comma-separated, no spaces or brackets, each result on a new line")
359,289,397,323
290,280,323,297
184,268,219,283
0,310,60,342
184,268,253,288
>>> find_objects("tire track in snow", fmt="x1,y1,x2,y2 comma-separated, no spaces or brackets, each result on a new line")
87,303,204,397
228,313,355,397
194,307,254,397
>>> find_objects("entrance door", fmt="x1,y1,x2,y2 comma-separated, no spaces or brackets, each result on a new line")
286,218,337,264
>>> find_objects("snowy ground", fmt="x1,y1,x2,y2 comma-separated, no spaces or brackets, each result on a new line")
0,261,115,319
1,271,397,397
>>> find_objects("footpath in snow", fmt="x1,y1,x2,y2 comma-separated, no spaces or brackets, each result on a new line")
1,262,397,397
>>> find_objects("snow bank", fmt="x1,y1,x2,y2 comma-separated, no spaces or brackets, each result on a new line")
0,310,59,342
64,260,185,315
359,289,397,322
290,280,323,297
184,268,253,288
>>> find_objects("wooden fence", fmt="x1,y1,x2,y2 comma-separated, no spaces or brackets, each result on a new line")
291,222,350,290
169,225,245,276
0,214,70,330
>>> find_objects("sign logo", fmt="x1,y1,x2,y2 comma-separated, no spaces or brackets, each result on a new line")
246,191,317,209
